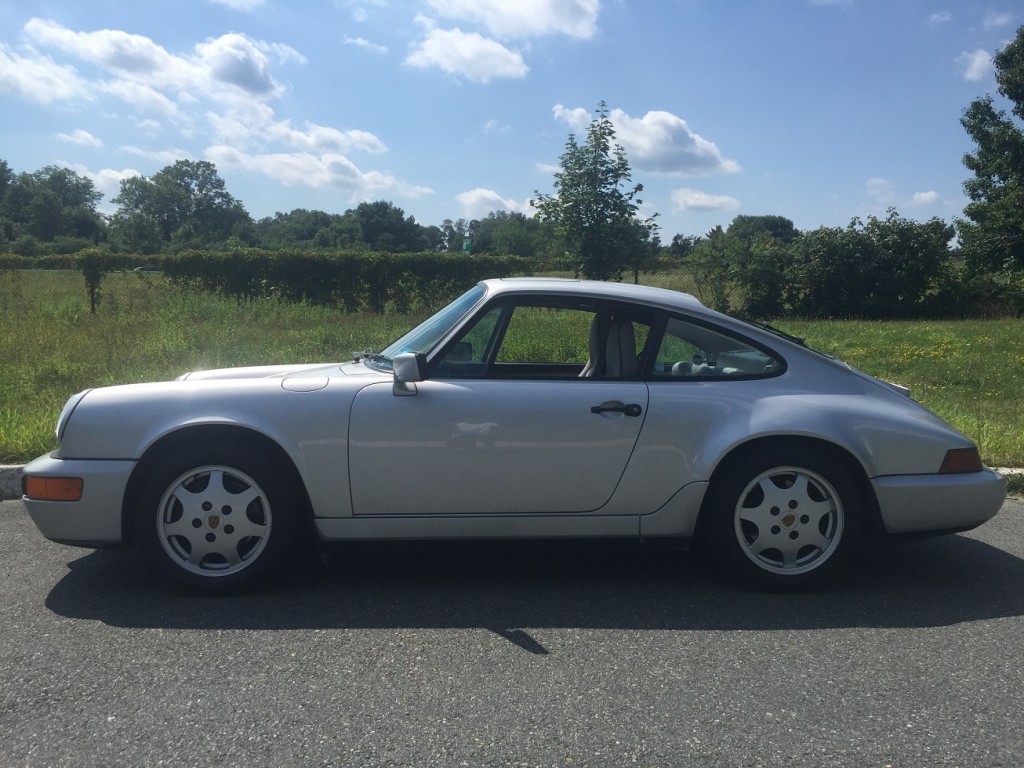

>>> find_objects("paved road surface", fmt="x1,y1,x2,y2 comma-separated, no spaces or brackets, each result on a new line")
2,498,1023,767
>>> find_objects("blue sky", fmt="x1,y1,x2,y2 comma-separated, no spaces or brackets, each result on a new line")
0,0,1018,239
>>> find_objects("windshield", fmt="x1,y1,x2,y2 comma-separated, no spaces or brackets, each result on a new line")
371,284,486,369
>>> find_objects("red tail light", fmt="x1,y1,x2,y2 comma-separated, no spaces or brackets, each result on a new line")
939,447,984,474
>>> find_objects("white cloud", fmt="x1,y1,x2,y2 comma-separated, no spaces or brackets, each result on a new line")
928,11,952,25
671,188,740,213
957,49,992,81
122,145,195,164
424,0,601,40
0,44,88,104
455,187,534,218
983,11,1014,30
552,104,740,176
206,145,434,200
57,129,103,147
343,36,389,54
211,0,268,10
67,164,142,207
406,26,528,82
910,190,939,206
866,178,944,211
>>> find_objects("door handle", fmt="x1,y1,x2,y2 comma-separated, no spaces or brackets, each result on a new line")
591,402,643,417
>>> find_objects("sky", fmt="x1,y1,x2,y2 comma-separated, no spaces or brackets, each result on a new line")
0,0,1019,240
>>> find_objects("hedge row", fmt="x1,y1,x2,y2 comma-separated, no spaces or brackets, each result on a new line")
2,249,531,313
162,249,532,312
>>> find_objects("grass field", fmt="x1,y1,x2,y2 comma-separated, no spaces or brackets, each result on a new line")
2,270,1022,476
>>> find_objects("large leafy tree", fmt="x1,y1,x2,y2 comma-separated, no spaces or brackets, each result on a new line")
532,101,658,280
959,25,1024,273
110,160,250,252
0,163,105,249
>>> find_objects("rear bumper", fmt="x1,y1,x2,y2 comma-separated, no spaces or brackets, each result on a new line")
871,469,1006,534
22,454,135,547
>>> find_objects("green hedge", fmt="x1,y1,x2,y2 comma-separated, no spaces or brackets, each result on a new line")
162,249,532,312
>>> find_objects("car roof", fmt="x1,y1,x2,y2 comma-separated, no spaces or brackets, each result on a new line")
481,277,707,312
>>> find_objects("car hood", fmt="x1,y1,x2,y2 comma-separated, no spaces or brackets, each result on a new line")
177,361,377,381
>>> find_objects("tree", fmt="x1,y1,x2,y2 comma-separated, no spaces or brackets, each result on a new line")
348,201,428,252
110,160,250,251
958,25,1024,273
532,101,658,280
0,164,105,249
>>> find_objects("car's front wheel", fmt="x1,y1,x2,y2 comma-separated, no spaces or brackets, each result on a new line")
709,450,863,589
135,446,299,593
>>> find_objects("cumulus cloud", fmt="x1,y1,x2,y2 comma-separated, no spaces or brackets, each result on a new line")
57,129,103,147
928,11,952,25
0,44,88,104
552,104,740,177
865,178,943,211
455,187,534,218
958,49,992,81
671,188,740,214
67,164,142,206
424,0,600,40
206,145,434,200
406,26,528,82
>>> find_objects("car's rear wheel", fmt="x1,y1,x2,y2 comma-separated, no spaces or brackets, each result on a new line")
136,445,298,593
709,449,862,589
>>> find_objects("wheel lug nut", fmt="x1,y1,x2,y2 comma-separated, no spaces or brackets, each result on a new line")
205,533,216,542
202,502,213,511
192,519,202,528
800,515,810,524
770,507,780,516
789,531,799,540
224,525,234,534
771,526,781,535
788,500,798,509
222,506,232,515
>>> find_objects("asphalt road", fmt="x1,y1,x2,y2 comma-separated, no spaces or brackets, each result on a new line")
2,499,1023,768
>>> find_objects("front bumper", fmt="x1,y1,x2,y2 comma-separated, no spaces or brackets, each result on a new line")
22,454,136,547
872,469,1006,534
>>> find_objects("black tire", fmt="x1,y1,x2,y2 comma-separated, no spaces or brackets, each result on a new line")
135,444,299,593
707,448,863,589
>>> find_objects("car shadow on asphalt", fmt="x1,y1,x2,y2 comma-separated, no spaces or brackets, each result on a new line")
44,533,1024,638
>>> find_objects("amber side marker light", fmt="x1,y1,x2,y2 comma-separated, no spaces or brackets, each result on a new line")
23,476,84,502
939,447,984,474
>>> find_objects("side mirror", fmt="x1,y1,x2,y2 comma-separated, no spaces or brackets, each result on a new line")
393,352,427,396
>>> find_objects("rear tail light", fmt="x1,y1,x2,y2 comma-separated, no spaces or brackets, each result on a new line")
939,447,984,474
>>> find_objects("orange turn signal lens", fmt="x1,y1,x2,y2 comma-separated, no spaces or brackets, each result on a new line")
23,476,84,502
939,447,984,474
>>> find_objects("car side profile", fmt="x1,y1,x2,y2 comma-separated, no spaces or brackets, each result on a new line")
22,278,1007,592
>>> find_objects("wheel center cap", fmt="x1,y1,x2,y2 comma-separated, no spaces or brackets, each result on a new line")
781,513,797,528
207,514,221,530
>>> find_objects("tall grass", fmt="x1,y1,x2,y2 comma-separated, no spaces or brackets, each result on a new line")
0,271,420,462
2,270,1022,468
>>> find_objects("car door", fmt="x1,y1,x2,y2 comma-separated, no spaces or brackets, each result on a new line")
347,302,650,516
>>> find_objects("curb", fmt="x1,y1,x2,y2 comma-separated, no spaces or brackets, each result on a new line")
2,464,1022,503
1,465,24,501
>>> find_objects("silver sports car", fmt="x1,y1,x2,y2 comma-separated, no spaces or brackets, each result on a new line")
22,278,1006,592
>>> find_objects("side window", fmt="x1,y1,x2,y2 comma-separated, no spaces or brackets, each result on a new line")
651,317,782,379
495,306,592,365
432,300,651,380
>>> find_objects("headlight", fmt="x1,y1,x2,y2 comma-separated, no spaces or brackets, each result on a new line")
56,390,90,443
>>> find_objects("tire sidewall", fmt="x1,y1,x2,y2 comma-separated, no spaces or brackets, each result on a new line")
708,448,863,590
134,444,298,593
